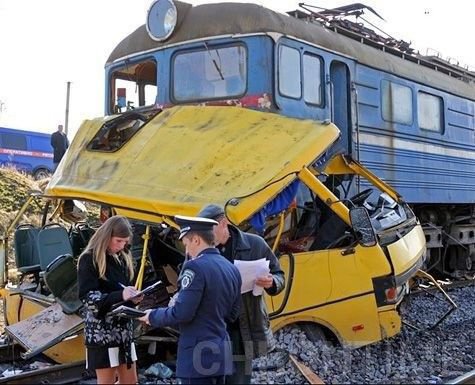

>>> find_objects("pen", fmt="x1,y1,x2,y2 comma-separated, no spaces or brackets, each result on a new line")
119,283,127,289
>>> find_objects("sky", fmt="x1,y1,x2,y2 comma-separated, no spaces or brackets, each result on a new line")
0,0,473,138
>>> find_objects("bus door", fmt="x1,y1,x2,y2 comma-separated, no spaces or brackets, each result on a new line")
329,61,352,154
268,250,332,317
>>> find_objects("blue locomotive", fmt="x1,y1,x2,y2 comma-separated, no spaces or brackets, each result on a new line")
104,1,474,275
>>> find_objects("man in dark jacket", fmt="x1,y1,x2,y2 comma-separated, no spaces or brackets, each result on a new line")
140,215,241,384
50,124,69,171
197,204,285,384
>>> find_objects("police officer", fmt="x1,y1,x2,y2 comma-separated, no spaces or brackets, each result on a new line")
139,215,241,385
197,204,285,385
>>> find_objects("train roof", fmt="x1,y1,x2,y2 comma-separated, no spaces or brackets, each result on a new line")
107,2,475,101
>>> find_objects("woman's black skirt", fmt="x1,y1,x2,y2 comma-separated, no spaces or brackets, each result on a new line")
86,343,137,370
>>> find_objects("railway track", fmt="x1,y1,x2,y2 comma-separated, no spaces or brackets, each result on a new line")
410,275,475,296
447,369,475,384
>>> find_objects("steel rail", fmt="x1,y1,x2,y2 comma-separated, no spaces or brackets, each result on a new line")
447,369,475,384
410,277,475,296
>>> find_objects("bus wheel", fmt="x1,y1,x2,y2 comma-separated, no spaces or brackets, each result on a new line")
300,323,332,346
34,168,51,180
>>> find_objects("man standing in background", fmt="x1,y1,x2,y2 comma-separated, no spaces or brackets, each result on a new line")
50,124,69,171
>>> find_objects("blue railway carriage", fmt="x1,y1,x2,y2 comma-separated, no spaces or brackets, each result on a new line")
105,1,474,275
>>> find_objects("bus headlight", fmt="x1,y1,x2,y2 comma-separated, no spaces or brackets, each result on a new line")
146,0,178,42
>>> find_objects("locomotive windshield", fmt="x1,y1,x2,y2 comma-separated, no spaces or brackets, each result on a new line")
109,59,158,114
172,44,247,102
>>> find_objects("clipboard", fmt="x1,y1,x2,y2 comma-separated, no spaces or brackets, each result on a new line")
113,280,162,309
136,280,162,297
108,305,146,319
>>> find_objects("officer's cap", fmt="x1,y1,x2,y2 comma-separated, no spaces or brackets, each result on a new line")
197,204,225,220
174,215,218,240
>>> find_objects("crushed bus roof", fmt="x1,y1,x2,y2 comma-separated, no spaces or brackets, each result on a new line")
45,106,340,225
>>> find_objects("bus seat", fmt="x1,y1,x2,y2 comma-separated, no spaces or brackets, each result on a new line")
14,224,41,274
69,222,95,257
37,224,73,271
44,254,82,314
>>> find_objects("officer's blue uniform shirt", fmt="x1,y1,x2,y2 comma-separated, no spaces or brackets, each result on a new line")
149,247,241,378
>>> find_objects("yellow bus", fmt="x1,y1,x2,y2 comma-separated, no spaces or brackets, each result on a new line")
2,105,425,357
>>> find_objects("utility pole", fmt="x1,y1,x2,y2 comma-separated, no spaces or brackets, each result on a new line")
64,81,71,136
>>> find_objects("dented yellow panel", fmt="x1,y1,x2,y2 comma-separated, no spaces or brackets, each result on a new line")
46,106,339,224
270,292,383,347
378,310,401,340
386,225,426,275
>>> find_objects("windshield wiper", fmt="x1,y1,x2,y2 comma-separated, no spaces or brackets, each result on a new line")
203,42,224,80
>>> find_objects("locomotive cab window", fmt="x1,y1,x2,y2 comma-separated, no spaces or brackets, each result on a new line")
303,53,323,105
418,92,444,133
381,80,413,125
172,45,247,102
109,59,158,114
278,46,323,105
278,45,301,99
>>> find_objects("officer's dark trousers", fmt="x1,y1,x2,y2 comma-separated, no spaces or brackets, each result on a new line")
178,376,225,384
225,327,252,385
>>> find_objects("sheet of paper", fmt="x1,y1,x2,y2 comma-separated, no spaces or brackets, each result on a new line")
233,258,270,296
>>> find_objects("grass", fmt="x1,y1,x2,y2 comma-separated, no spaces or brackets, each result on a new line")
0,166,44,232
0,166,99,263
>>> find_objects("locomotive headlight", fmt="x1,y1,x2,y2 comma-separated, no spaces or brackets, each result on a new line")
146,0,178,42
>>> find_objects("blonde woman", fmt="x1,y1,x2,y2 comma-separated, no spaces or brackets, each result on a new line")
77,215,143,384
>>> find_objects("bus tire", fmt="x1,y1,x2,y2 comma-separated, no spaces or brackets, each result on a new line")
34,168,51,180
300,323,331,346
